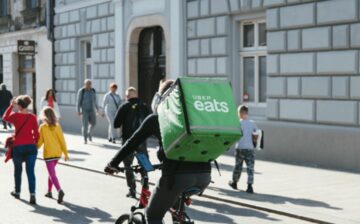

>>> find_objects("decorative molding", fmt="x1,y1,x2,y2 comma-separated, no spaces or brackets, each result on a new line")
55,0,112,14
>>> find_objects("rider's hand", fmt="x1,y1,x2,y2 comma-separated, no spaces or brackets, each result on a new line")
64,155,69,161
77,112,82,116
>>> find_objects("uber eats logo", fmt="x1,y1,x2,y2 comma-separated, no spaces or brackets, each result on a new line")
192,95,229,113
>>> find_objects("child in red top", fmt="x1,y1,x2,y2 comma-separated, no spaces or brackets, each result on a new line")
2,95,39,205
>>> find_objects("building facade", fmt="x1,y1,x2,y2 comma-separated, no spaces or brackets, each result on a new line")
54,0,360,172
0,0,52,113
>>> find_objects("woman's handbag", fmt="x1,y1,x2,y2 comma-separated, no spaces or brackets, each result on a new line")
4,115,31,163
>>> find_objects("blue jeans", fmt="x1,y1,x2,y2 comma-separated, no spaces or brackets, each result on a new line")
12,145,37,195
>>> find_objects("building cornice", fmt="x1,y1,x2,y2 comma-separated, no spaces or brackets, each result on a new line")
55,0,112,14
0,26,48,40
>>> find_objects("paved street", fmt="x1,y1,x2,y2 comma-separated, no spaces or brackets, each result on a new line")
1,129,360,224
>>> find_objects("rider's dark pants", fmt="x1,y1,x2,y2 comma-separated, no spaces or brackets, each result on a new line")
145,172,211,224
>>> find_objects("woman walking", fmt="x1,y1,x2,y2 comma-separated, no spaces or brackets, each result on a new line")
37,107,69,204
102,83,122,143
2,95,39,204
39,89,61,119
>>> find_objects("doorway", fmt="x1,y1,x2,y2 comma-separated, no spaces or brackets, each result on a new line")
18,55,36,113
138,26,166,106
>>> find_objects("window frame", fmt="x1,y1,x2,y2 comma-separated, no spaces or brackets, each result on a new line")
0,0,8,17
82,40,93,80
239,19,267,107
26,0,38,9
240,19,267,52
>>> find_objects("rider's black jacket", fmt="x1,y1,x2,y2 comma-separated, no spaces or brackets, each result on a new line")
110,114,211,175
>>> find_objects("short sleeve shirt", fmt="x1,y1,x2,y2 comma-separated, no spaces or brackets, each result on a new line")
235,119,258,150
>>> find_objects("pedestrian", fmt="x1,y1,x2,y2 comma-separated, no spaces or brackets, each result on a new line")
229,105,259,194
39,89,61,120
113,87,151,198
102,83,122,144
0,83,13,130
37,106,69,204
76,79,100,144
105,80,211,223
2,95,39,204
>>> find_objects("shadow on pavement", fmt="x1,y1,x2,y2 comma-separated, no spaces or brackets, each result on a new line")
188,198,280,223
89,142,120,150
20,199,115,224
218,162,262,175
207,186,342,210
67,149,90,155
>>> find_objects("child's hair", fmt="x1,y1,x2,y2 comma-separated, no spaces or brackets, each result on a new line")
41,107,58,126
16,95,32,109
238,105,249,115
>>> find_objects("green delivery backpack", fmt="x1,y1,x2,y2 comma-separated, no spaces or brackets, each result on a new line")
157,77,242,162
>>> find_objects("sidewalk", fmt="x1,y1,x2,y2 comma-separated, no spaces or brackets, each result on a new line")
1,130,359,224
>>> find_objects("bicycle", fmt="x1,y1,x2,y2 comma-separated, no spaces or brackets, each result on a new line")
114,158,202,224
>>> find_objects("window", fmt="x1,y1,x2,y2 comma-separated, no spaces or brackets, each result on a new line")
240,20,267,105
82,41,92,80
0,0,8,17
26,0,38,9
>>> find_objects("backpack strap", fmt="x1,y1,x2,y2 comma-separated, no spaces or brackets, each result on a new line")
213,160,221,176
109,93,119,108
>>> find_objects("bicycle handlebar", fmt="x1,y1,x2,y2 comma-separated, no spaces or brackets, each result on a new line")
117,164,162,173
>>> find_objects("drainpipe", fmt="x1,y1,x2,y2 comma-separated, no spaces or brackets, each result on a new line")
47,0,56,90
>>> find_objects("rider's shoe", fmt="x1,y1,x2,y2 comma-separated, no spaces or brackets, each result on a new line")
246,184,254,194
104,163,120,174
126,189,136,198
228,181,238,190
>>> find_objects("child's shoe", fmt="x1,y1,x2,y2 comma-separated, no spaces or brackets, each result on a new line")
45,192,53,198
58,190,65,204
228,181,238,190
246,184,254,194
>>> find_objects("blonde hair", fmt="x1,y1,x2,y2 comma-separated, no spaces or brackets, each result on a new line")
41,107,58,127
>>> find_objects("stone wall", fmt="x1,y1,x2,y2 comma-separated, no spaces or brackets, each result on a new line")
266,0,360,127
186,0,267,77
54,1,115,106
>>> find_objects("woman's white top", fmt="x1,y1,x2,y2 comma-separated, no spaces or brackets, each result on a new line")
102,91,122,113
39,98,61,119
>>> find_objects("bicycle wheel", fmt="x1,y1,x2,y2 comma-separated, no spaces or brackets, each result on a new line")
116,214,143,224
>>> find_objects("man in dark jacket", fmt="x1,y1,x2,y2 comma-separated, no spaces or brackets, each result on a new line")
0,84,13,129
113,87,151,198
